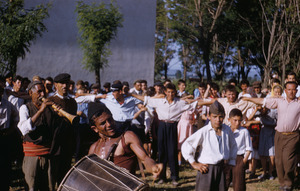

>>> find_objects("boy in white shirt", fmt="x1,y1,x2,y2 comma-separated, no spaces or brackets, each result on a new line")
182,101,237,191
227,108,252,191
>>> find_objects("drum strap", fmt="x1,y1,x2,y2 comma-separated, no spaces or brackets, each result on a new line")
105,135,123,161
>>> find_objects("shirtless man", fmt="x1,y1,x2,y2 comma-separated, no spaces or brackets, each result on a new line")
88,102,162,177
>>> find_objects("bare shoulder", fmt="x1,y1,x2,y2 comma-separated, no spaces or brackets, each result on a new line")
124,131,140,144
88,140,98,154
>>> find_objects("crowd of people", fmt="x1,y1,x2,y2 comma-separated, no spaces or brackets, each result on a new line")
0,71,299,191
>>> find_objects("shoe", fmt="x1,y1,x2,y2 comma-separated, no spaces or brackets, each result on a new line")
269,176,275,180
172,179,179,186
249,173,256,179
157,179,164,184
258,174,266,180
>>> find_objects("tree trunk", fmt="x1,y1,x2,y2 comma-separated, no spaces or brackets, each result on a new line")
95,67,101,87
164,63,168,80
204,43,212,82
263,66,271,88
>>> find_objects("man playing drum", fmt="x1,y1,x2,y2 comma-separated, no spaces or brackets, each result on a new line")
87,102,162,177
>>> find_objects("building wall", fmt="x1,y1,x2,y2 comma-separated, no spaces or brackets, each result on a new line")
17,0,156,87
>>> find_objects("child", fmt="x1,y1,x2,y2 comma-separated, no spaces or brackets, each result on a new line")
182,101,237,191
228,108,253,191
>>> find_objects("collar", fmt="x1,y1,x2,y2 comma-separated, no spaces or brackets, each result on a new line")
55,93,70,99
207,121,224,132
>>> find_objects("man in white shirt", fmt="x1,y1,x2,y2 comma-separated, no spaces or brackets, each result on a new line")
133,83,199,186
182,101,237,191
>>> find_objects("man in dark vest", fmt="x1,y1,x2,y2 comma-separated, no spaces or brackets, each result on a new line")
18,81,57,190
47,73,78,188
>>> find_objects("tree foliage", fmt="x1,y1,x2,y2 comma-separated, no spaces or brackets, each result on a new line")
0,0,49,76
76,0,123,85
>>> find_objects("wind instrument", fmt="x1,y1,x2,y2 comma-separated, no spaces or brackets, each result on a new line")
41,98,79,125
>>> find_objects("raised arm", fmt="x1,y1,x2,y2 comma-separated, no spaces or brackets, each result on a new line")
197,98,216,106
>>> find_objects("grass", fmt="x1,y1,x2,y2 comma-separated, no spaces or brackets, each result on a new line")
9,161,300,191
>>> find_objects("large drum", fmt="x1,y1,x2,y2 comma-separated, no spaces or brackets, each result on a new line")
58,154,149,191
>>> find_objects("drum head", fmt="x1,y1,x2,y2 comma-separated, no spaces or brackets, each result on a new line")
58,154,149,191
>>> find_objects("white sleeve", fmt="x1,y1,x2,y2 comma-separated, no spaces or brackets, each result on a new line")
17,105,36,136
181,129,203,164
244,129,253,152
75,95,96,103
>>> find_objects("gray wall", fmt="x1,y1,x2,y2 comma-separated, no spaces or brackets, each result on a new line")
17,0,156,87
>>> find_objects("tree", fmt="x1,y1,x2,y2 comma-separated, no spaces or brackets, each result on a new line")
155,0,175,80
76,0,123,86
0,0,49,76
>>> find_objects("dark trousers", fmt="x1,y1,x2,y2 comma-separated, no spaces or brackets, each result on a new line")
158,121,179,180
232,155,246,191
195,163,226,191
0,132,13,191
50,155,72,188
274,131,300,188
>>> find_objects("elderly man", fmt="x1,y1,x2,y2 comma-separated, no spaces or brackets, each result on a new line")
88,102,162,177
182,101,237,191
243,81,300,191
18,81,56,191
47,73,78,188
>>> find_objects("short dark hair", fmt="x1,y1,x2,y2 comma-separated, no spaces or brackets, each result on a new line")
271,78,281,85
103,82,111,88
140,80,147,85
89,108,112,127
284,81,298,89
198,82,206,89
287,71,296,77
210,82,219,91
45,77,53,83
134,80,142,85
113,80,122,85
165,83,176,91
225,84,237,93
240,79,249,86
122,81,129,87
228,78,237,85
178,79,185,85
229,108,243,118
13,75,23,82
146,86,156,97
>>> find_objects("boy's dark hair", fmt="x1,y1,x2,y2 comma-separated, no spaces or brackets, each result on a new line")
13,75,23,82
228,78,237,85
225,84,237,93
229,108,243,118
178,79,185,85
165,83,176,91
210,82,219,91
271,78,280,85
122,81,129,87
240,79,249,86
198,82,206,89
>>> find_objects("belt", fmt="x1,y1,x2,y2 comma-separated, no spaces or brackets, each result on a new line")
280,131,299,135
160,120,177,124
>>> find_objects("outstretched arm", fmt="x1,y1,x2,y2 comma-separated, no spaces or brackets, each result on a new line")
130,93,145,102
125,131,162,178
197,98,216,106
242,97,264,105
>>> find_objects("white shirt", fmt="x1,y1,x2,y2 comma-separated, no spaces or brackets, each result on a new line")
0,98,19,130
231,126,253,156
181,122,237,166
18,105,35,136
145,97,197,122
100,94,142,122
8,94,24,111
238,92,252,99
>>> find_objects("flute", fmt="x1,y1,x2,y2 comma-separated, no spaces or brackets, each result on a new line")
41,98,80,125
